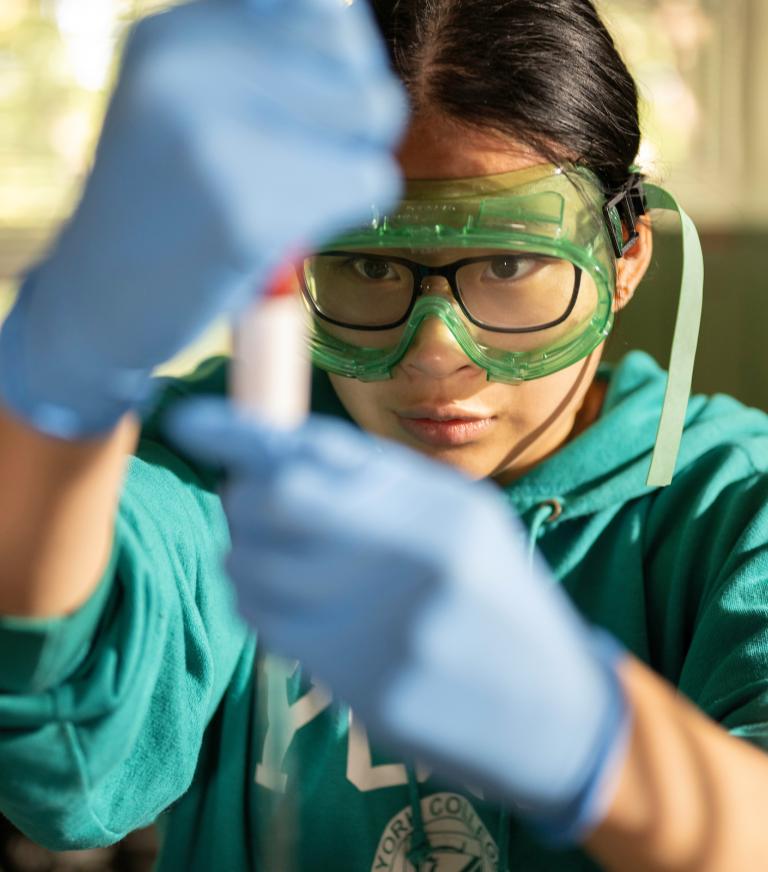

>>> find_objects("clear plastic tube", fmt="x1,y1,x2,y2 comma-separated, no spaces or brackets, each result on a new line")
232,263,310,870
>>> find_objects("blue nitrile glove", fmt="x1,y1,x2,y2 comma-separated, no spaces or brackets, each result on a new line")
168,399,631,841
0,0,405,438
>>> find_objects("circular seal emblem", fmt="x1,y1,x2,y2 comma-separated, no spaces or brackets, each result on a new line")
371,792,498,872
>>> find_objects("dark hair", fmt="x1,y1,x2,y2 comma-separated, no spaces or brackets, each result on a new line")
370,0,640,194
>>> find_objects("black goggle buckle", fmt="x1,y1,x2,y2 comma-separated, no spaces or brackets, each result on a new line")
603,174,647,258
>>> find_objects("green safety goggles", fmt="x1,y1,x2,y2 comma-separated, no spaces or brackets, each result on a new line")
299,163,703,486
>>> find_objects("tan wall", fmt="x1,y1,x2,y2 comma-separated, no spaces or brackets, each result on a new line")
604,231,767,411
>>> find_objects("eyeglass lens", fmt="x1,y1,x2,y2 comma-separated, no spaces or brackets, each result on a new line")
302,252,581,333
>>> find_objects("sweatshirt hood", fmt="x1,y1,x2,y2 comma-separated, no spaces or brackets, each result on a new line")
503,350,768,522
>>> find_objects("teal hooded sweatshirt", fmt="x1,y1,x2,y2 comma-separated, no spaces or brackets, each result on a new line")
1,350,767,872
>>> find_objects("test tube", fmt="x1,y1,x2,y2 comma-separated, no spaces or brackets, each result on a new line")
232,263,310,871
231,263,310,426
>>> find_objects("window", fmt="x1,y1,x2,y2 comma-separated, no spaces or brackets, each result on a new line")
599,0,768,227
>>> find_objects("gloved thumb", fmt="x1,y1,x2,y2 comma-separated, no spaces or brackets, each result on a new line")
167,395,387,479
164,397,287,473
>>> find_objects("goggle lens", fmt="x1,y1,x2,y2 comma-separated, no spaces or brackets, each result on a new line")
302,251,588,334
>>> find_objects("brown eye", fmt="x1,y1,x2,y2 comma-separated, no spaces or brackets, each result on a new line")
351,258,398,280
482,255,545,283
488,256,522,279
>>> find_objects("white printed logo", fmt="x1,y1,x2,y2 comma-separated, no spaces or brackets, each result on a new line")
372,792,498,872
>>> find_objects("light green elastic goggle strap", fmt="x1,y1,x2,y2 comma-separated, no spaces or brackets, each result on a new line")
643,184,704,487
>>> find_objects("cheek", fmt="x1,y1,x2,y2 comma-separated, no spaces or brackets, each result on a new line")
327,349,604,479
328,375,393,433
515,354,603,431
328,366,584,442
513,364,592,420
329,353,598,429
470,358,600,431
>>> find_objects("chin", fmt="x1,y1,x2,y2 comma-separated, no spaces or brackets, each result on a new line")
399,438,496,480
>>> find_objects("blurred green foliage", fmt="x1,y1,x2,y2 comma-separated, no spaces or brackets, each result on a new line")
0,0,178,309
0,13,88,230
0,0,764,405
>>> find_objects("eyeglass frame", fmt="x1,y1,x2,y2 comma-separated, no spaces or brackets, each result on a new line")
300,250,584,335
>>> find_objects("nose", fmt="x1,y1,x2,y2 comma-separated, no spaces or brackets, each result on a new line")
398,277,481,379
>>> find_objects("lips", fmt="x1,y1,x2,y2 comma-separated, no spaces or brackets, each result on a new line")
396,407,496,447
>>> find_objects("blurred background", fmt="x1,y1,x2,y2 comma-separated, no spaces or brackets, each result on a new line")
0,0,765,869
1,0,767,403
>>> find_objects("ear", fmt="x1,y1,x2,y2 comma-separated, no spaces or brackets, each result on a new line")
613,216,653,312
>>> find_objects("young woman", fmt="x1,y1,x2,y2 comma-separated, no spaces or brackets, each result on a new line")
1,1,768,871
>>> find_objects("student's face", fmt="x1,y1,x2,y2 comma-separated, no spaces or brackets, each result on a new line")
327,117,649,484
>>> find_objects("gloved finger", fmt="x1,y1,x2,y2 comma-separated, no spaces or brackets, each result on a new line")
231,60,407,149
164,397,288,472
228,0,283,15
279,151,404,256
175,137,399,265
166,397,376,474
125,12,407,151
210,143,403,265
142,0,400,95
233,0,396,80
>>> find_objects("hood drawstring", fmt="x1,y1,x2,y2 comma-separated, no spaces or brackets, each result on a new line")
491,499,561,870
497,809,510,872
406,765,431,869
406,769,511,872
527,498,562,569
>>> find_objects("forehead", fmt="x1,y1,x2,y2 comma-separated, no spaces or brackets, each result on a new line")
344,247,527,262
396,114,546,180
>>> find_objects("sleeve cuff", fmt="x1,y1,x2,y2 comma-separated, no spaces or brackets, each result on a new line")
0,541,118,694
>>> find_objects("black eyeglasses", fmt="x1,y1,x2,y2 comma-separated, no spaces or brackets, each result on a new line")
301,251,583,333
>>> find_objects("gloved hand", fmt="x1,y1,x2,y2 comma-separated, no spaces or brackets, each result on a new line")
169,399,631,841
0,0,405,438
